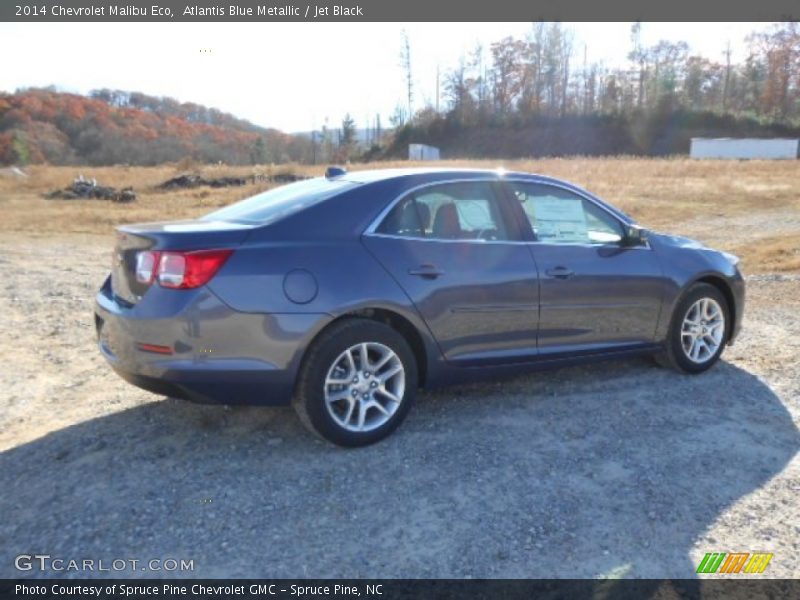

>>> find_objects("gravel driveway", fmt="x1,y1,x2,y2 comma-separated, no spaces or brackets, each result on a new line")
0,233,798,579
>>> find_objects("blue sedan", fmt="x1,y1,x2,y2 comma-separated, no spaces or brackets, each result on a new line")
95,167,744,446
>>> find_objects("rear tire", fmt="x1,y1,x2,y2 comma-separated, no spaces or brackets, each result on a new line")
293,318,418,447
655,283,730,374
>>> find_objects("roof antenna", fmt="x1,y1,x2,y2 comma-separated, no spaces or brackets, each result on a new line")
325,166,347,179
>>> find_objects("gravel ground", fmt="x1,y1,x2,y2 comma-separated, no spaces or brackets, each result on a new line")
0,232,798,579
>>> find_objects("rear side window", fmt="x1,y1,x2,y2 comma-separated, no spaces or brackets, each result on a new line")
376,195,425,237
202,177,355,224
377,181,511,241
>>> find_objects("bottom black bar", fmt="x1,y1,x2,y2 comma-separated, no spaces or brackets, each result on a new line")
2,579,800,600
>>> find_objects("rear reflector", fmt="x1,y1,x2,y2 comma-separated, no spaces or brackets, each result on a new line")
134,248,234,290
157,253,187,288
135,251,160,284
135,342,174,355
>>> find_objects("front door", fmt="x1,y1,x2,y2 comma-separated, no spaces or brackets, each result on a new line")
503,181,666,355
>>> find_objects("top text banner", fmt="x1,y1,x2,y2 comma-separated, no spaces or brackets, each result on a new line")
2,0,800,22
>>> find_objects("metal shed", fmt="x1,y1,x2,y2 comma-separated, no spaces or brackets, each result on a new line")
690,138,799,159
409,144,441,161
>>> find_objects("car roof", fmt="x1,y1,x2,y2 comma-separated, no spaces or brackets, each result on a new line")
338,167,500,183
337,166,579,184
337,167,594,192
333,167,634,225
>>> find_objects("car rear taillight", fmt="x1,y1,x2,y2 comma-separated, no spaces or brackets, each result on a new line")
136,249,233,290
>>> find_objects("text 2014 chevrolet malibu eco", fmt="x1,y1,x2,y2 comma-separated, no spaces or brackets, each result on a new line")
95,168,744,446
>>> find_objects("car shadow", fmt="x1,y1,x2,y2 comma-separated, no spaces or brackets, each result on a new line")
1,358,797,583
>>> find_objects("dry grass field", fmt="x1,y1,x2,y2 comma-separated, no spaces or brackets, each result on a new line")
1,158,799,273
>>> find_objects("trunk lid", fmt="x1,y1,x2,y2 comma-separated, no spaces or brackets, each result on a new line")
111,220,254,305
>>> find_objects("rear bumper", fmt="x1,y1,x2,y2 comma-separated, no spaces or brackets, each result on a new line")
94,276,331,406
107,363,292,406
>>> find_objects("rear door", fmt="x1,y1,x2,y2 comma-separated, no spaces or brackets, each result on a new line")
502,180,665,355
362,180,540,365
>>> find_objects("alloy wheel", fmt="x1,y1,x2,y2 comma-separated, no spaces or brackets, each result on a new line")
323,342,405,432
680,297,725,364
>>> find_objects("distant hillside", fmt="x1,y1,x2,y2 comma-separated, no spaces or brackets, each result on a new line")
0,88,309,166
380,111,800,160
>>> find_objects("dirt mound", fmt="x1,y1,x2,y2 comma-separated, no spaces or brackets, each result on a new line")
158,172,308,190
45,178,136,203
269,172,307,183
158,174,247,190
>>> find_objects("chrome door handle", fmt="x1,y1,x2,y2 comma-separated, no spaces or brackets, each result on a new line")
545,266,575,279
408,264,445,279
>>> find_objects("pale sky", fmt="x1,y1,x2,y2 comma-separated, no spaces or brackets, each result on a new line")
0,22,774,132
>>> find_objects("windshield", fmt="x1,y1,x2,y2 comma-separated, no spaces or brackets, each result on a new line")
202,177,355,224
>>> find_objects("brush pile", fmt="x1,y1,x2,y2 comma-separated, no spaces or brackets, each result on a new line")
46,177,136,202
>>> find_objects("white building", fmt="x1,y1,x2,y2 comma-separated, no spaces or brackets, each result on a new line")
690,138,799,160
409,144,441,161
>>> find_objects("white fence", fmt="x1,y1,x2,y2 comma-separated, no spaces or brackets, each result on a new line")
690,138,799,160
409,144,441,161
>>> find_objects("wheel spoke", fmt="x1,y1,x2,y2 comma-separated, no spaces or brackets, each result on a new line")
373,350,393,371
704,299,717,321
687,304,702,325
356,401,367,431
377,386,402,404
690,338,701,361
326,374,351,386
342,399,355,426
344,350,357,376
684,314,700,327
325,389,351,404
358,343,370,372
378,364,402,383
369,400,390,416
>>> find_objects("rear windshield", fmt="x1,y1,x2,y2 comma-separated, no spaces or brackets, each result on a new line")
202,177,355,224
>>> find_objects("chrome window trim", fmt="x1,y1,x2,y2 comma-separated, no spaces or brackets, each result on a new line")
363,177,502,236
363,175,651,250
363,232,532,246
526,239,652,250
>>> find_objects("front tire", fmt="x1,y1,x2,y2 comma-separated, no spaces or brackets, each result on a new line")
656,283,730,374
293,319,418,447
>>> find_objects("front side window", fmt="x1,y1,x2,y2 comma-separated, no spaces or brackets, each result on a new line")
377,181,510,241
509,182,624,245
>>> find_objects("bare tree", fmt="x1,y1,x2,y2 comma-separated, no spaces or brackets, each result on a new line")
629,22,648,110
400,30,414,119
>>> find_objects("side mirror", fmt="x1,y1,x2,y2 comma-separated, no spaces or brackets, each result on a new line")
622,225,648,247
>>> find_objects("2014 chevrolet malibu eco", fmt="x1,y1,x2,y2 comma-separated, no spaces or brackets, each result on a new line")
95,168,744,446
